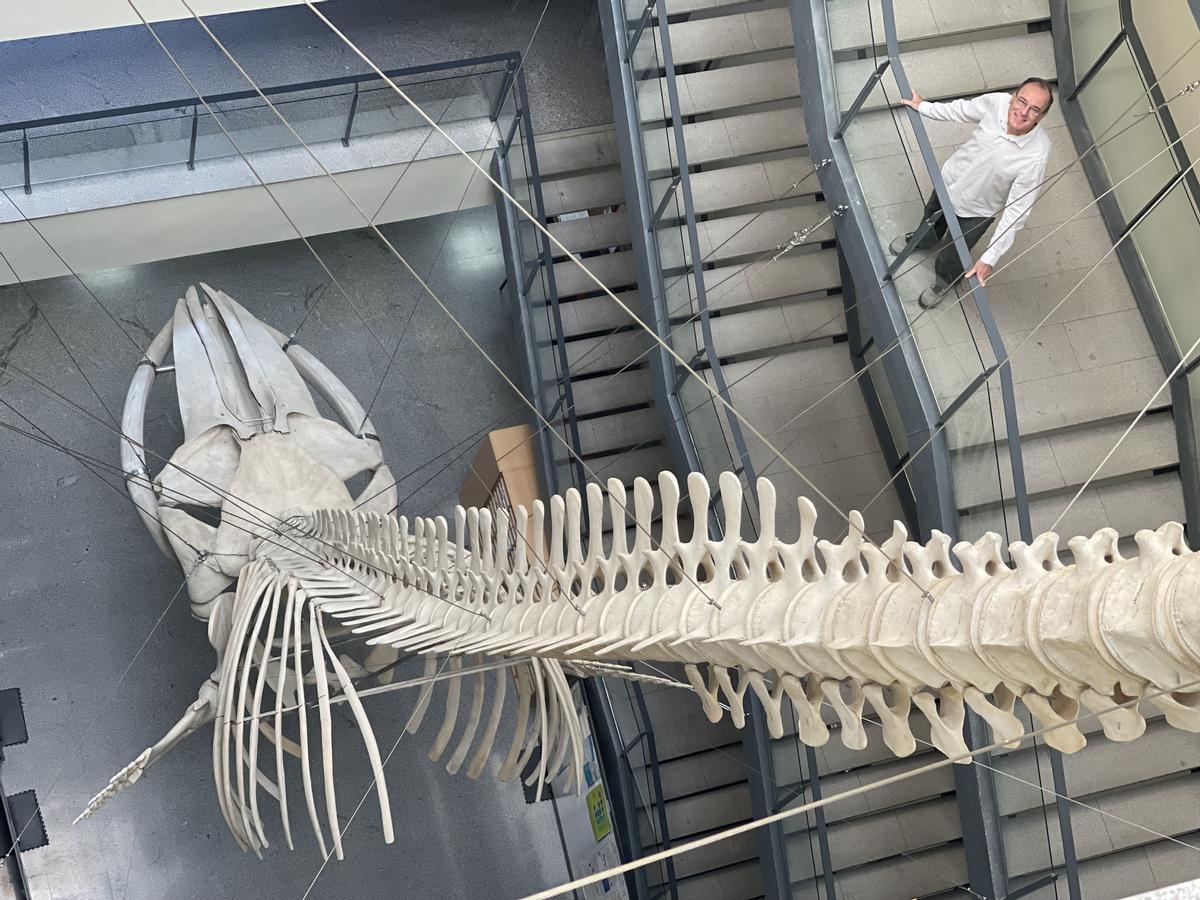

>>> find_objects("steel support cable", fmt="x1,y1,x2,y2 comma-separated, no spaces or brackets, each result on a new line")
145,0,930,608
754,112,1200,483
290,60,490,351
275,0,900,541
171,0,1200,626
349,163,831,513
108,4,593,615
522,673,1200,899
360,52,1200,518
0,250,121,429
852,141,1200,525
600,663,1200,882
0,360,489,616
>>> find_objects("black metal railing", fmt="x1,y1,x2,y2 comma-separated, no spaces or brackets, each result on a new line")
792,1,1087,898
599,1,833,896
490,51,675,900
1055,0,1200,539
0,53,519,202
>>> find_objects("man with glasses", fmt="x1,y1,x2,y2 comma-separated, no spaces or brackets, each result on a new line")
891,77,1053,308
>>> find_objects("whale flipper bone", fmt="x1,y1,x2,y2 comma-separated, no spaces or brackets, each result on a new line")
713,665,749,728
745,671,787,739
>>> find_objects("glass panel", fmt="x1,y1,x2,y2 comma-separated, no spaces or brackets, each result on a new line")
834,0,1020,544
0,134,22,190
25,109,194,185
1131,180,1200,354
1068,0,1122,77
1131,0,1200,164
995,728,1066,898
11,67,506,194
1075,41,1177,220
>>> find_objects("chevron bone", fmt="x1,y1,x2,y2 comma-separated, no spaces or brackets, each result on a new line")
304,470,1200,762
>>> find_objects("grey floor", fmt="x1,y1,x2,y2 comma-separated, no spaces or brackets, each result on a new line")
0,0,612,135
0,205,573,899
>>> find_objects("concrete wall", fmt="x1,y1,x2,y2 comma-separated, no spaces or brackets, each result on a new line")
0,150,493,284
1,0,324,41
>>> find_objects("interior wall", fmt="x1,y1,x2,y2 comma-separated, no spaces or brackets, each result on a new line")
0,0,324,42
0,151,492,285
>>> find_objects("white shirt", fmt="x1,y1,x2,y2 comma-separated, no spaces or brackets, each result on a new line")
918,92,1051,266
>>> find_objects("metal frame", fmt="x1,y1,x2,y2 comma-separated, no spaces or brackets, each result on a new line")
1052,0,1200,541
788,0,1073,896
877,0,1034,545
789,0,956,540
1,52,518,193
651,0,761,510
600,1,802,894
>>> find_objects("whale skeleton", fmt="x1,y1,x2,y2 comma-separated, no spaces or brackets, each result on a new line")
75,286,1200,857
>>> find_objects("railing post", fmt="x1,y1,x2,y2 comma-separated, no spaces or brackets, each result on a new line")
341,82,360,148
187,104,199,171
20,130,30,195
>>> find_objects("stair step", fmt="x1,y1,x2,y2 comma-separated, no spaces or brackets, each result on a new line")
681,105,808,167
571,406,663,457
568,367,653,418
952,412,1179,511
552,248,637,298
528,125,621,179
693,204,837,266
557,288,643,336
826,0,1049,54
664,58,801,119
705,250,841,310
547,210,630,256
667,6,793,66
670,153,817,217
833,32,1055,115
959,469,1185,543
541,168,625,218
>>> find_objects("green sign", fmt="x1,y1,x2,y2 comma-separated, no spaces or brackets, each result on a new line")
586,783,613,842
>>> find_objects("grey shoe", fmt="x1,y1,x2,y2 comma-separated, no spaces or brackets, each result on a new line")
917,282,947,309
889,233,915,256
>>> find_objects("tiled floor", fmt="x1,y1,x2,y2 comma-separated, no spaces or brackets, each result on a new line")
1,0,612,136
0,205,573,899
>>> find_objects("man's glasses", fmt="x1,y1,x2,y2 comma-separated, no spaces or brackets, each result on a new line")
1013,94,1044,117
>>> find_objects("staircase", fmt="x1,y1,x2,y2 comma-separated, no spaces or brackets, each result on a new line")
825,0,1186,549
512,0,1200,897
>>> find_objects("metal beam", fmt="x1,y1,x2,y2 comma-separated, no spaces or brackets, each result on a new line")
789,0,957,540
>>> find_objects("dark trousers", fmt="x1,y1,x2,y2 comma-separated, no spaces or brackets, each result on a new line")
913,190,995,288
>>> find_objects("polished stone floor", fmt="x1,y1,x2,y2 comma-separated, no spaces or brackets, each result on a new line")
1,0,612,135
0,205,574,899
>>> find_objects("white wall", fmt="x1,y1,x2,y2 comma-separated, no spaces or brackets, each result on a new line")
1,0,325,42
0,151,493,284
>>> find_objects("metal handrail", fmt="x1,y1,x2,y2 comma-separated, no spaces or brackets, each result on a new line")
1053,0,1200,540
876,0,1034,544
0,52,519,136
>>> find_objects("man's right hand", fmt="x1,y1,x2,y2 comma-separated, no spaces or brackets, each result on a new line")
899,90,923,110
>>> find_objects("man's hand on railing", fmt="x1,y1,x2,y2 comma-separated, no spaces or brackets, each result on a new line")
965,259,993,286
898,90,923,110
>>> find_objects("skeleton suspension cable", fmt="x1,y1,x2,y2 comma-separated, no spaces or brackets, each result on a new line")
522,673,1200,899
160,0,1031,613
134,2,783,615
755,113,1200,483
119,5,591,615
853,141,1200,522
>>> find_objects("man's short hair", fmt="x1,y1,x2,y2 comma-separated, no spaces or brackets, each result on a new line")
1017,76,1054,113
